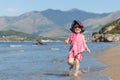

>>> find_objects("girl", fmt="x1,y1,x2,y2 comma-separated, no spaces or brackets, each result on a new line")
64,20,90,76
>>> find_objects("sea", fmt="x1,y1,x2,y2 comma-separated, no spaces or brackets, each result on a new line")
0,41,119,80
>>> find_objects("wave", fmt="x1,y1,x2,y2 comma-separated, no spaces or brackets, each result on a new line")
9,45,22,48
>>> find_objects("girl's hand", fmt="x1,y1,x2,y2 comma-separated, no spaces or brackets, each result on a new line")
86,48,90,53
64,38,69,44
64,39,69,44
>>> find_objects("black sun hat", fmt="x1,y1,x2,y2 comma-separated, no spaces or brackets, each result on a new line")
70,20,85,33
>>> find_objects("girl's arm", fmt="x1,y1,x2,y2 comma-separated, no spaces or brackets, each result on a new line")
85,44,90,53
83,35,90,53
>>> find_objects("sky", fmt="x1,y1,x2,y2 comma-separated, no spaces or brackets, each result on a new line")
0,0,120,16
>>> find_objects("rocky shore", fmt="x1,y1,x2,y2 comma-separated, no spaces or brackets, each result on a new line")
92,33,120,42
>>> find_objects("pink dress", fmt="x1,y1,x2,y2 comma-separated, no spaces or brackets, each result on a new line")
68,33,87,61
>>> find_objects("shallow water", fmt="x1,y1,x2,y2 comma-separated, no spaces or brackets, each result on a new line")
0,42,118,80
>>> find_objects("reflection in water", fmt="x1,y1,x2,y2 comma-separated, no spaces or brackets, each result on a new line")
44,70,83,80
44,72,69,77
70,76,83,80
44,72,83,80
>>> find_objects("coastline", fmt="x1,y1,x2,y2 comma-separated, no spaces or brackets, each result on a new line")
97,45,120,80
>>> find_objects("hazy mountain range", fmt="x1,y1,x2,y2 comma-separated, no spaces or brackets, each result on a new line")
0,8,120,38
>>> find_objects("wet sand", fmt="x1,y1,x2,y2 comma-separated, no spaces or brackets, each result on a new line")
97,45,120,80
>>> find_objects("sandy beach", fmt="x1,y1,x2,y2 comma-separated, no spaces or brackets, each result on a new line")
97,45,120,80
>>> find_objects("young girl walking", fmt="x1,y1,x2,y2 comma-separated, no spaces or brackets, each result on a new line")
64,20,90,76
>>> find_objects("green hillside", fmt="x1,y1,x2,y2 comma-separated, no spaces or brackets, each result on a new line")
0,30,37,41
99,18,120,34
92,18,120,42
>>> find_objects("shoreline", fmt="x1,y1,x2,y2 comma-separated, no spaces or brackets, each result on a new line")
97,45,120,80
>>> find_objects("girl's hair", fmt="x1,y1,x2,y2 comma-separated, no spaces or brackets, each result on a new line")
70,20,85,33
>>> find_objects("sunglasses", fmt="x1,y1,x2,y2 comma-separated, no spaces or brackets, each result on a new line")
74,25,81,29
74,26,79,28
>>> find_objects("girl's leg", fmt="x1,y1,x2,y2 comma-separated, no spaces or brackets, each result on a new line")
74,58,80,76
68,58,74,70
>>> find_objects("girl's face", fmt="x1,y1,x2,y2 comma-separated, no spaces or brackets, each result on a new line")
74,24,82,34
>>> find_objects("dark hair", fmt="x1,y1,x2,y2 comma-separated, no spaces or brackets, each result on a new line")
70,20,85,33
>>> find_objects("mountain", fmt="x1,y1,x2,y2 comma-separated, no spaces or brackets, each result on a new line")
84,11,120,35
0,9,120,40
41,9,109,26
0,11,70,38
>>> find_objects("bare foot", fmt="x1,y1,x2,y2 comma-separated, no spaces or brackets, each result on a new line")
74,71,78,76
74,70,83,76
